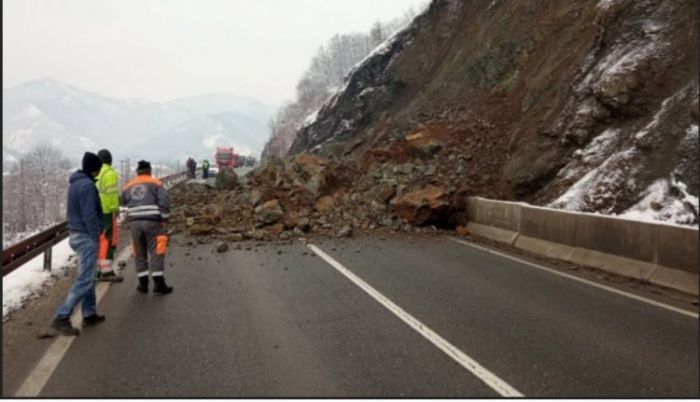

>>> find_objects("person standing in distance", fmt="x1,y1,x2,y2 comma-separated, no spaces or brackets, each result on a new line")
121,161,174,295
52,152,106,336
186,157,196,179
202,159,210,179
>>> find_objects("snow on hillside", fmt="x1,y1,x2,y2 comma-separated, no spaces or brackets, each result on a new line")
620,178,699,226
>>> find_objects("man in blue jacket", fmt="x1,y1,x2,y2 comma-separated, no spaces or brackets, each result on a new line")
51,152,107,336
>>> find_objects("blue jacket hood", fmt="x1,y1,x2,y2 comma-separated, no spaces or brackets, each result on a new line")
69,170,95,184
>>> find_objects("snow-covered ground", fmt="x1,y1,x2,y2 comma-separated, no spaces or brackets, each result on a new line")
2,238,76,320
3,227,51,249
551,171,698,227
619,178,699,226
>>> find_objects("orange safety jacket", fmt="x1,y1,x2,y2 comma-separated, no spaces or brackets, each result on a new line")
120,174,171,222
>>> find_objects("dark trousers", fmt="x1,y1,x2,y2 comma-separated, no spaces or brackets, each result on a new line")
129,220,168,278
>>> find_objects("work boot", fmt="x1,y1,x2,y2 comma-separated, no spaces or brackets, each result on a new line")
51,318,80,336
152,276,173,296
137,276,149,294
97,271,124,283
82,314,106,327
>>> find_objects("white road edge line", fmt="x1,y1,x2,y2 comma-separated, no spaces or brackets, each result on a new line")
446,236,699,320
14,247,132,397
307,243,524,397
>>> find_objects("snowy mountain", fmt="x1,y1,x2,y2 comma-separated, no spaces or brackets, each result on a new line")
2,78,275,166
168,93,276,124
127,112,270,162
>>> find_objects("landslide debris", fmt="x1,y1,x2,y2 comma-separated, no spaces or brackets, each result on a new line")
169,149,478,242
288,0,699,226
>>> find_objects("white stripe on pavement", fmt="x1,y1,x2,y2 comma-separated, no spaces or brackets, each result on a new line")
14,247,132,397
446,236,699,319
307,243,524,397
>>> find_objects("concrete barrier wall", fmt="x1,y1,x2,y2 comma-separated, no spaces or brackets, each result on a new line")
520,206,578,248
468,197,523,232
657,225,699,274
465,197,699,295
571,212,659,264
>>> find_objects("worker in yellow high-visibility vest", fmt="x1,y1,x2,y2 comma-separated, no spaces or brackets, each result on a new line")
95,149,124,282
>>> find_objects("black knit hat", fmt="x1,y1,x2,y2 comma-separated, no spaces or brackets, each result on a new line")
82,152,103,174
136,160,152,174
97,149,112,165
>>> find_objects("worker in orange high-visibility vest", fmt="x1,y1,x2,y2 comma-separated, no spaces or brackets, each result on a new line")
121,160,173,295
95,149,124,282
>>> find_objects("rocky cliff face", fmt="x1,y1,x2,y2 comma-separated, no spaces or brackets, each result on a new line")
289,0,699,225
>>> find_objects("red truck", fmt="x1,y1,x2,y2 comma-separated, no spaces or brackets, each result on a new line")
215,147,237,170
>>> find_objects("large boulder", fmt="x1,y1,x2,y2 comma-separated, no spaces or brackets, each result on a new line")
241,186,278,207
249,156,288,187
215,168,238,191
293,154,328,176
254,199,284,225
390,185,449,225
291,154,333,197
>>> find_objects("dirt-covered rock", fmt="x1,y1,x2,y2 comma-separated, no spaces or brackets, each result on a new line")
216,242,229,253
390,185,449,225
314,196,335,213
255,199,284,225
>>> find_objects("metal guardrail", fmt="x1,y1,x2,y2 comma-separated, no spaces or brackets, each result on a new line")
2,222,70,277
162,171,190,189
2,171,191,277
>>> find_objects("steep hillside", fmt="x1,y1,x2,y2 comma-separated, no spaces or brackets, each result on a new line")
289,0,699,225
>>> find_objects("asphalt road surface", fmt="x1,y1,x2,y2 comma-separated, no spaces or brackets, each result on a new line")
5,233,697,397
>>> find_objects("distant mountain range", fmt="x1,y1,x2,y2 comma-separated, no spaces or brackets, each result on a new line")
2,78,276,167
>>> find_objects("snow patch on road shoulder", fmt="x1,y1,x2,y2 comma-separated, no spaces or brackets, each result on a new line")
3,238,76,319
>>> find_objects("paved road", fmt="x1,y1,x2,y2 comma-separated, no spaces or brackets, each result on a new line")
15,234,697,397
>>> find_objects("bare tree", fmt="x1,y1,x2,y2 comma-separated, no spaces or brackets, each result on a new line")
2,145,73,247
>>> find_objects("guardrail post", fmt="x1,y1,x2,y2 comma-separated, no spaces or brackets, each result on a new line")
43,248,52,272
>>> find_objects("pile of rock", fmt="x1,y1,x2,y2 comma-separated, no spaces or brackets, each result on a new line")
168,147,474,243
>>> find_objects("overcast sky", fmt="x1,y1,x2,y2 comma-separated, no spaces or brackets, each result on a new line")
3,0,427,106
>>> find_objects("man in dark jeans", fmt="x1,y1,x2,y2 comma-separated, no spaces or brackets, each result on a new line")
51,152,107,336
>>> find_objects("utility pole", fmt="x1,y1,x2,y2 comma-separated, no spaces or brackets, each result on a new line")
119,159,124,188
19,159,26,231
